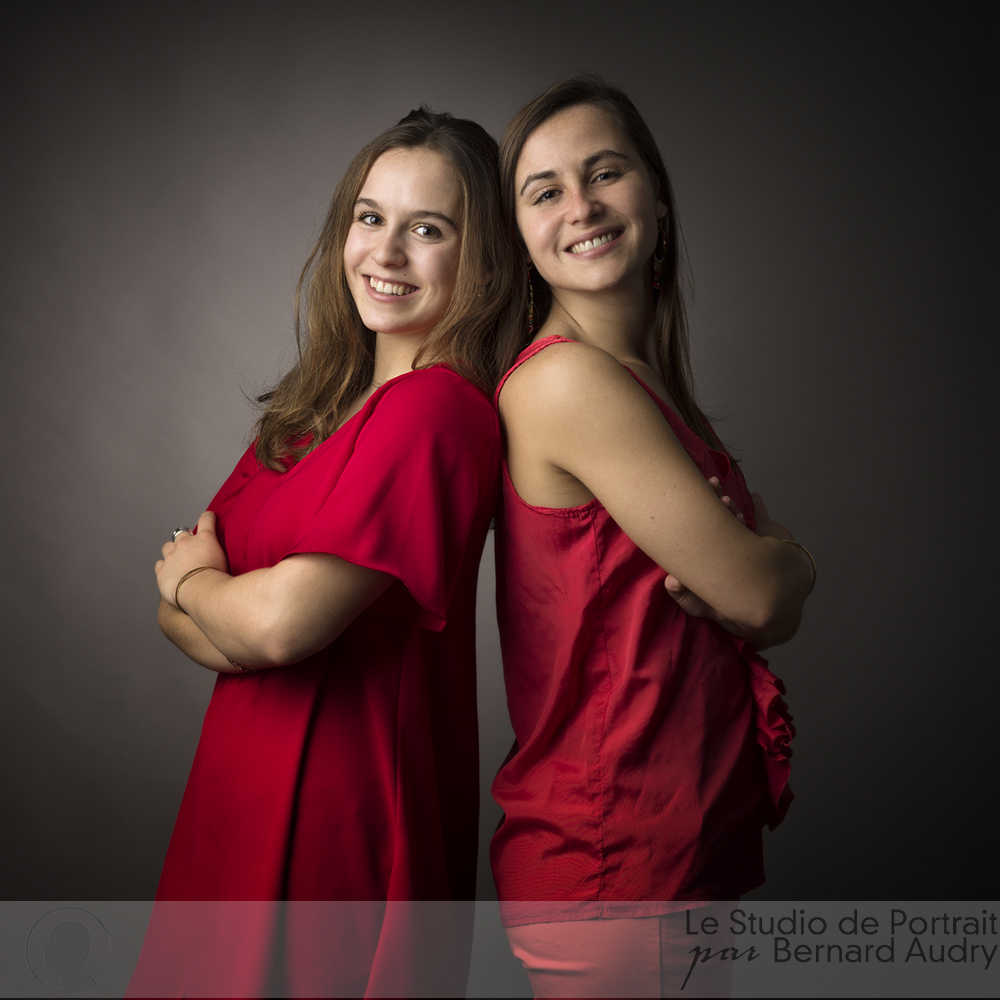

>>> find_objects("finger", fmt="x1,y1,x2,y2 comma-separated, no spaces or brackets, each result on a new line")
720,496,742,521
161,542,172,558
707,476,722,497
663,574,686,595
195,510,217,536
155,559,164,573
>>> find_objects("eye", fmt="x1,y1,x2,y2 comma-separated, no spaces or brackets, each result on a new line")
593,169,621,183
357,211,382,226
414,223,442,238
531,187,559,206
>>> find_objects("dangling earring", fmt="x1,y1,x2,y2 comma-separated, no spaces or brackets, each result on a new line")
526,263,536,334
652,222,666,292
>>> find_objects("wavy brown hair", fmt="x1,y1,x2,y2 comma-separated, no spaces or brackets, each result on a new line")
254,108,516,470
496,74,719,448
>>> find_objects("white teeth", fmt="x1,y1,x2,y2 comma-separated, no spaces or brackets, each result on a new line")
569,232,618,254
369,277,414,295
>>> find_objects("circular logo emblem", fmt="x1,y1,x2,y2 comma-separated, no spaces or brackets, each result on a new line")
25,907,111,994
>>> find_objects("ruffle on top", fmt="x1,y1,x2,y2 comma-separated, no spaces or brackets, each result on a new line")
743,645,796,830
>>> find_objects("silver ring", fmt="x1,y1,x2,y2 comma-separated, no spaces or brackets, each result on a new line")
172,526,192,542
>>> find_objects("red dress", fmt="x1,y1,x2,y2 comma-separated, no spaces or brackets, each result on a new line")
490,336,794,927
128,366,500,997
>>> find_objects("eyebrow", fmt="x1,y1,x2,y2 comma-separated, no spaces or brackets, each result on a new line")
519,149,630,196
354,197,457,228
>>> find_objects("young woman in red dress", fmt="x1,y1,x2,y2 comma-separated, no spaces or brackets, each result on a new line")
127,108,515,998
489,75,816,998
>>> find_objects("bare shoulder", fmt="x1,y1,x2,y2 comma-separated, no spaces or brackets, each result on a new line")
498,332,690,508
500,336,641,425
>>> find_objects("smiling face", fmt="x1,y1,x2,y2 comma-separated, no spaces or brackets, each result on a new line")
343,146,463,343
515,103,665,300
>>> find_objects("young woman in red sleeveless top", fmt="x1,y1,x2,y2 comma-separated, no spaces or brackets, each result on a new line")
490,75,816,998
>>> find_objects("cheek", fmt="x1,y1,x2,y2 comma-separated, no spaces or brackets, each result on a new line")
435,248,463,292
341,242,358,273
342,231,370,272
517,218,547,263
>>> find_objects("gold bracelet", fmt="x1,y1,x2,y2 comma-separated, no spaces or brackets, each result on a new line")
173,565,214,613
227,656,258,674
782,539,816,595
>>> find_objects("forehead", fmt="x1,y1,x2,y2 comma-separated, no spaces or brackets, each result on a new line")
359,147,462,217
517,104,632,176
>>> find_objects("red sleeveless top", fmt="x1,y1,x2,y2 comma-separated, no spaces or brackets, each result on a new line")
490,336,794,927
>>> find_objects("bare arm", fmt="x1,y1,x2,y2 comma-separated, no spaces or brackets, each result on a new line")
156,512,393,669
158,597,239,673
664,493,807,650
500,343,813,638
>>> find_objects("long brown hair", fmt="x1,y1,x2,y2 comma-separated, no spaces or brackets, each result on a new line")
497,74,718,447
254,108,516,470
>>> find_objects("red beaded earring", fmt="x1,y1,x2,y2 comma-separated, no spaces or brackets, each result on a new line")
526,263,536,334
652,222,666,292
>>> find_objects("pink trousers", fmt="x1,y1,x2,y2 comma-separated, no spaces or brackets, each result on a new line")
505,904,736,999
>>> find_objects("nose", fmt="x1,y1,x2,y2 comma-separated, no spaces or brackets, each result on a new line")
566,184,601,224
372,227,407,268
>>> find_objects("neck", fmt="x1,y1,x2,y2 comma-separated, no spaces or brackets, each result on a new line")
546,271,656,364
371,330,434,385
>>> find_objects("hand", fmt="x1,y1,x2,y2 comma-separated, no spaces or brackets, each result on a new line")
156,511,229,608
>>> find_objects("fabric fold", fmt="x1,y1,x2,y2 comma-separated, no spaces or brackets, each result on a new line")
744,648,796,829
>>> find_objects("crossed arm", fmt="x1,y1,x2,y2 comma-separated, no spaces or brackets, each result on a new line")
156,512,392,672
499,342,813,649
662,483,806,650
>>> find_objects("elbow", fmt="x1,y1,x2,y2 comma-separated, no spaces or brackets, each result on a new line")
746,609,802,650
737,589,804,641
247,601,339,668
744,603,786,636
251,625,316,668
731,582,798,636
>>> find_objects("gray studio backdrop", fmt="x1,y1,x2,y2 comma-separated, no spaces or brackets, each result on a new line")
2,0,994,986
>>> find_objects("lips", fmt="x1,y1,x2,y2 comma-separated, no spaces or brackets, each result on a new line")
368,275,417,296
567,229,623,254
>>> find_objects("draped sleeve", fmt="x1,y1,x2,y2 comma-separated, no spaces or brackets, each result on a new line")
280,366,500,632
